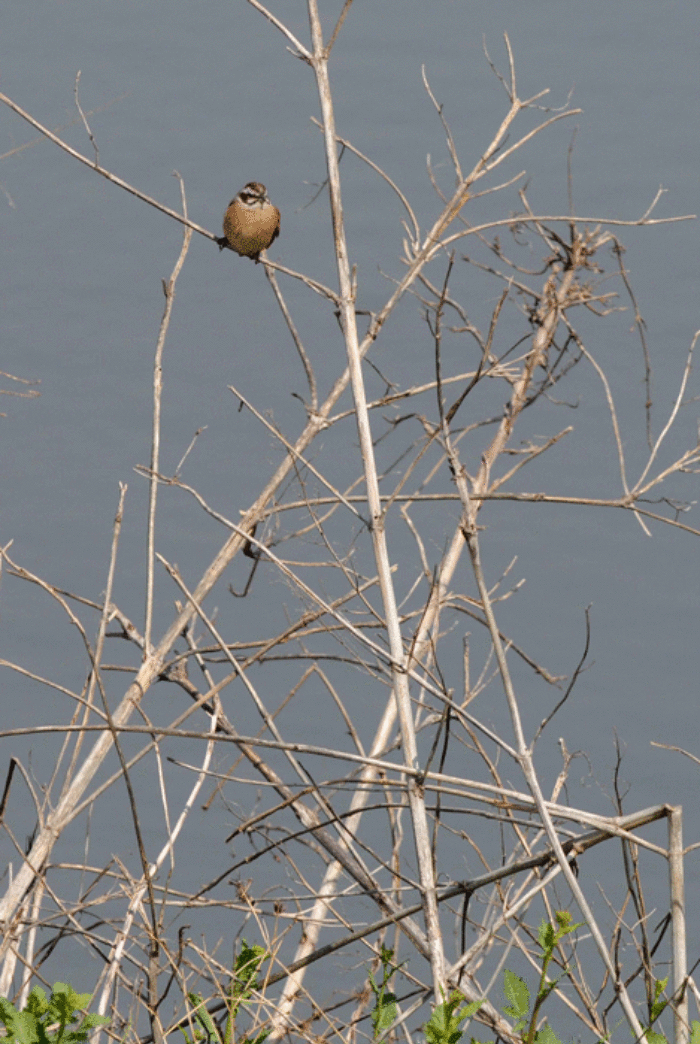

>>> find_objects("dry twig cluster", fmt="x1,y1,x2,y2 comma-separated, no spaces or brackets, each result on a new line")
1,6,698,1044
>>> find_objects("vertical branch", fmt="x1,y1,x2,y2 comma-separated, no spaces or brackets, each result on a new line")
17,879,45,1008
94,700,220,1035
668,806,688,1044
434,253,647,1039
462,520,645,1042
263,266,318,413
145,174,192,653
306,0,445,995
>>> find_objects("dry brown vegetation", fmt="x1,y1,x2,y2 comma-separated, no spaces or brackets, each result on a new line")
1,5,698,1044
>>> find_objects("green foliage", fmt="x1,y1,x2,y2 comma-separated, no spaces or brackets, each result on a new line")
230,941,268,1010
380,914,689,1044
421,912,686,1044
502,969,530,1035
369,947,401,1038
419,912,582,1044
0,982,109,1044
531,1025,561,1044
185,995,217,1044
467,911,584,1044
649,976,669,1027
424,991,483,1044
182,939,269,1044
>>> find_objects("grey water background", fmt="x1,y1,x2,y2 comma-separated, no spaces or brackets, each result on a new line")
1,0,699,1015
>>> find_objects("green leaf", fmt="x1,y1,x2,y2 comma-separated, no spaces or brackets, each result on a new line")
48,982,85,1028
0,985,108,1044
239,1032,270,1044
552,911,584,942
232,939,268,1001
74,1013,110,1033
650,977,669,1023
502,969,529,1022
368,947,402,1039
534,1024,564,1044
187,993,219,1043
24,990,49,1020
644,1031,667,1044
222,941,269,1044
537,920,555,953
654,977,668,998
424,992,482,1044
0,997,23,1036
371,987,398,1037
689,1021,700,1044
0,1003,40,1044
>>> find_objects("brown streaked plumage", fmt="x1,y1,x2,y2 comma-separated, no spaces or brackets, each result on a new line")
216,182,280,263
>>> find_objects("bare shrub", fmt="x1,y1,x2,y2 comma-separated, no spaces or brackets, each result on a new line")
1,7,697,1044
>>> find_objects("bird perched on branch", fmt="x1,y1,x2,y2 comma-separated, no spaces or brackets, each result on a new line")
216,182,280,263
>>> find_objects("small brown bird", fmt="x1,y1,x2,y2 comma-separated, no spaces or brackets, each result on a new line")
216,182,280,263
